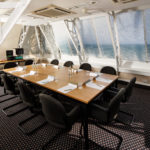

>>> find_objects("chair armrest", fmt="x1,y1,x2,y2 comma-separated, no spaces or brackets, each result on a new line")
90,103,109,122
91,103,108,113
110,87,119,92
106,89,117,97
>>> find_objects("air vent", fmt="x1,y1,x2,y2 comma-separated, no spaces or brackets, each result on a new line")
113,0,138,4
33,5,75,18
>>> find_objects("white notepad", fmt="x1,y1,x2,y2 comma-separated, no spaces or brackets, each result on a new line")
20,71,36,77
58,83,77,93
37,75,54,85
9,67,23,73
86,81,105,90
53,65,59,69
96,77,113,83
89,72,99,77
41,63,46,67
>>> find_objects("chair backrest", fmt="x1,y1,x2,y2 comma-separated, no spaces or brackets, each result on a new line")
4,62,17,69
79,63,92,71
51,59,59,65
108,88,125,122
124,77,136,102
101,66,116,75
25,59,33,66
17,82,36,107
63,61,74,68
0,72,3,86
1,74,16,95
39,94,68,129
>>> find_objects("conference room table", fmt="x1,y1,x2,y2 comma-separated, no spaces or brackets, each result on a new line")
3,64,118,149
0,59,25,65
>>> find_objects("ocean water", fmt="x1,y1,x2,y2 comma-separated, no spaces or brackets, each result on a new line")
60,43,149,62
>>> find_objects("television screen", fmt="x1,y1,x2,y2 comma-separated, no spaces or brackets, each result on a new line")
6,50,13,56
15,48,24,55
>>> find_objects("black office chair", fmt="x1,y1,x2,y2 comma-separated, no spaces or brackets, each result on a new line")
39,94,81,149
63,61,74,68
4,62,17,69
1,74,28,116
24,59,33,65
79,63,92,71
101,66,117,88
100,66,116,75
89,88,125,150
110,77,136,124
0,71,6,98
51,59,59,65
17,82,47,135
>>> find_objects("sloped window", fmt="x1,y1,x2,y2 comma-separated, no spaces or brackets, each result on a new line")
39,25,52,55
116,11,146,61
80,19,100,57
93,16,115,58
52,21,76,56
145,9,150,61
22,27,39,55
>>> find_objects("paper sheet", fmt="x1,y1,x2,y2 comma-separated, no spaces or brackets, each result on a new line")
9,67,23,73
42,63,46,67
57,83,77,93
96,77,113,83
89,72,98,77
20,71,36,77
86,81,105,90
37,75,54,84
53,65,59,69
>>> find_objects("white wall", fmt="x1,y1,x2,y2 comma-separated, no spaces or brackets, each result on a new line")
0,24,22,60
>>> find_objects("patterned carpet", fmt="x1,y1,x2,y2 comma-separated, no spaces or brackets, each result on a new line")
0,83,150,150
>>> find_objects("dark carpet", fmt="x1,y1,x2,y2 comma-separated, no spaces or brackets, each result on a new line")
0,83,150,150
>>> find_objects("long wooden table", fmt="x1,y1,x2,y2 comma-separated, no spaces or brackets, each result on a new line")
3,64,118,104
0,59,25,65
3,64,118,150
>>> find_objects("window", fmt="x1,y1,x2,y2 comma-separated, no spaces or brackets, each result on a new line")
145,9,150,61
93,16,115,58
80,19,100,58
52,21,76,56
116,11,146,61
22,27,40,55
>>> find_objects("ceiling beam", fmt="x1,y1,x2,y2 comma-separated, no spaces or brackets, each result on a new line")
0,0,32,45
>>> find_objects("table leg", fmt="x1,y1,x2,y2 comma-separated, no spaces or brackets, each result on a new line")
83,105,89,150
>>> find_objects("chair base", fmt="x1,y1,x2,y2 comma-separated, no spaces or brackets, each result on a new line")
18,114,47,135
0,94,6,97
42,131,82,150
42,123,83,150
2,101,28,116
0,95,17,103
89,120,123,150
116,110,134,125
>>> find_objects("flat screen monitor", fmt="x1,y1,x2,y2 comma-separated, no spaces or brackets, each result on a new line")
15,48,24,55
6,50,13,56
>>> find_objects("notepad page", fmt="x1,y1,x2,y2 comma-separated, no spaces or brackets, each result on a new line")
57,83,77,93
86,81,105,90
96,77,113,83
37,75,54,85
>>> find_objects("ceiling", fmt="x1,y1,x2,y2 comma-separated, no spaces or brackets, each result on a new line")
0,0,150,25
